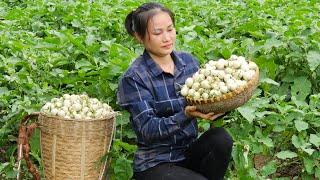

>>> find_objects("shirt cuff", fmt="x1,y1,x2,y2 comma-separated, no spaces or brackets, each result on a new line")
174,111,195,128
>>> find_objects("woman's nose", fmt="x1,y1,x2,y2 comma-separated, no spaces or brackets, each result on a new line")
162,32,170,42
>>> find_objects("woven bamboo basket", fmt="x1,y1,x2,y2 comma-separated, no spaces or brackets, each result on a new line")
186,68,259,113
37,113,116,180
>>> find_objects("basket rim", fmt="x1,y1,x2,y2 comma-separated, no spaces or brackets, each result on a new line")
39,112,117,122
186,65,259,105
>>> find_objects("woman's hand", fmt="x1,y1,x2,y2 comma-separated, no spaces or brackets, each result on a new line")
185,106,225,121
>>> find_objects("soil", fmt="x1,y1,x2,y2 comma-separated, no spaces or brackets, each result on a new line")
253,154,303,178
275,162,302,178
253,154,271,170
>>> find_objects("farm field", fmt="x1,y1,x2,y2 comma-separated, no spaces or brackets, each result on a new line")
0,0,319,179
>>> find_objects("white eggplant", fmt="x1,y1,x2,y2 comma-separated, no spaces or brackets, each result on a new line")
41,94,115,120
180,55,258,100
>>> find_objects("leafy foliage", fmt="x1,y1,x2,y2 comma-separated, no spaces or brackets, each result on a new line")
0,0,319,179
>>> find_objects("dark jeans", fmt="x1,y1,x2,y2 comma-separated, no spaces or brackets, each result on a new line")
134,127,233,180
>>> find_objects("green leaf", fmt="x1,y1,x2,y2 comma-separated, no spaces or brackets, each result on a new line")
255,56,277,79
292,135,304,148
263,38,283,53
316,166,320,179
198,120,210,132
117,141,136,153
302,147,314,156
75,59,93,69
273,125,286,133
310,94,320,110
303,157,315,174
259,78,280,86
113,139,137,153
113,156,133,180
306,51,320,71
292,135,315,155
294,120,309,132
99,65,122,79
30,129,40,154
0,162,9,173
123,128,137,139
0,87,9,96
116,111,130,126
310,134,320,147
237,106,255,123
220,48,232,59
276,151,297,159
291,76,311,101
258,136,274,148
261,160,277,177
108,83,118,91
71,19,81,28
85,33,96,46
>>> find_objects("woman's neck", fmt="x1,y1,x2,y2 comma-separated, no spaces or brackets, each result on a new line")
148,52,174,74
152,55,172,65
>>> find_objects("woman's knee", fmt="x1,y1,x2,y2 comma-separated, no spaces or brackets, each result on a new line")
207,127,233,154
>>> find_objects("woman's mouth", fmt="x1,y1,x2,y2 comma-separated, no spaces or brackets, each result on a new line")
162,43,172,49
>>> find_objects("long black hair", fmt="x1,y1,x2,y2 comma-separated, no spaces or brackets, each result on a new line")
124,2,175,39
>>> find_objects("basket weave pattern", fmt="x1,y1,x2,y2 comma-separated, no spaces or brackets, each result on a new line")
186,68,259,113
38,113,115,180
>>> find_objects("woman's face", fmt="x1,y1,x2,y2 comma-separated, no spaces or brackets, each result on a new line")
141,11,176,58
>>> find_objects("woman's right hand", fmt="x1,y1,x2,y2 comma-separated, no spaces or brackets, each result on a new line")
185,106,225,121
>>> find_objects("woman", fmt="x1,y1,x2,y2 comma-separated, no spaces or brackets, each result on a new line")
117,2,233,180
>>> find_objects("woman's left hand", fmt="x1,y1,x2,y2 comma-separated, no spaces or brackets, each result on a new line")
185,106,225,121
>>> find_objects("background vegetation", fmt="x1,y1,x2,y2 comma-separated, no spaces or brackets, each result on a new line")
0,0,319,179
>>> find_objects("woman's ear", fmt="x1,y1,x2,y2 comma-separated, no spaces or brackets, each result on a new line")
134,32,143,44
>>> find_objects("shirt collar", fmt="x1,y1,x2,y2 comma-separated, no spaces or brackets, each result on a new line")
143,49,186,77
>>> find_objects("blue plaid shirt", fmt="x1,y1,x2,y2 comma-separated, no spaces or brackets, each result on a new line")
117,50,199,172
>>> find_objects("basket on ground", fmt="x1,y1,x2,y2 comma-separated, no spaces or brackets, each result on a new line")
186,68,259,114
38,113,116,180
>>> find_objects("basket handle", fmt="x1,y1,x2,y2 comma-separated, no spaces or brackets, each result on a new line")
17,112,41,180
